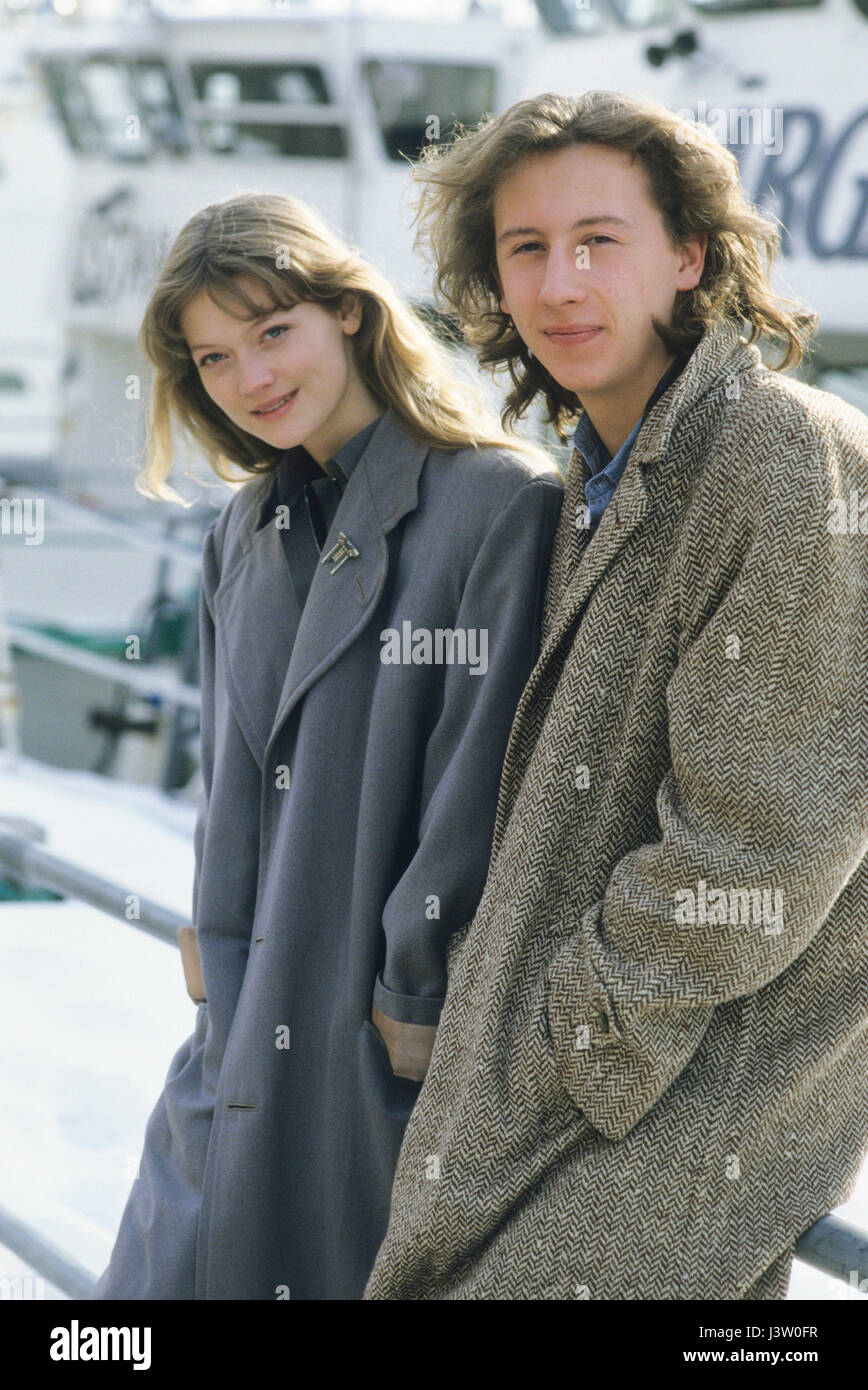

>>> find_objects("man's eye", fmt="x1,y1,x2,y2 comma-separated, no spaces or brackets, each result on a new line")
264,324,291,340
587,235,614,245
512,241,543,255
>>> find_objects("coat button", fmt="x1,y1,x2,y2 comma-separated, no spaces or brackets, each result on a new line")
596,1011,609,1033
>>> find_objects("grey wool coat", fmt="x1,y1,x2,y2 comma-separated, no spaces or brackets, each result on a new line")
364,321,868,1301
91,408,563,1300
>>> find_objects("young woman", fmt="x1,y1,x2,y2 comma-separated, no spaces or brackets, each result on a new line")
91,191,562,1300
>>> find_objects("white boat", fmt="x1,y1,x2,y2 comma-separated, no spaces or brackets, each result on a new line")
8,0,867,492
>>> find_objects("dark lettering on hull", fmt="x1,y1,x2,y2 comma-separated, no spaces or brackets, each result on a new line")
687,106,868,260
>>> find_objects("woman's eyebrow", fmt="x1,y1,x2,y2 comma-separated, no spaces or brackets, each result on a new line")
189,307,294,353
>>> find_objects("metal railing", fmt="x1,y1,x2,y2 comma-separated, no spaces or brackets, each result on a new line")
2,483,206,570
0,1204,100,1301
5,621,201,712
0,828,867,1300
0,823,182,946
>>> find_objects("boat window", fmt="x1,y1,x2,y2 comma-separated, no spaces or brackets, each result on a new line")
609,0,677,23
130,61,187,153
365,60,497,161
39,57,186,158
40,63,95,155
685,0,821,11
195,120,347,158
532,0,605,32
188,62,342,157
74,60,138,157
189,63,329,105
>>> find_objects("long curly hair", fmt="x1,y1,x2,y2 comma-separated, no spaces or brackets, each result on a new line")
136,190,555,502
409,89,819,439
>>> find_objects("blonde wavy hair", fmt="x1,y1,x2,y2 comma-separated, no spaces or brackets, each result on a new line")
409,89,819,439
136,190,556,502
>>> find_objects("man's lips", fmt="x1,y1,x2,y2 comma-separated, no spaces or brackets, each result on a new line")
542,326,603,344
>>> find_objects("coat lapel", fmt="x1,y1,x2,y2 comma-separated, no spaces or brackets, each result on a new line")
213,409,428,769
490,322,756,851
210,497,300,769
536,321,753,680
546,448,654,642
490,452,659,856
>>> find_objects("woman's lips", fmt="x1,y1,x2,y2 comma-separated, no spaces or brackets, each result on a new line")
543,327,602,347
251,389,298,420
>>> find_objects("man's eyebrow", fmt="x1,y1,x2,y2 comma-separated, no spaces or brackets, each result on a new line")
188,306,294,353
496,215,633,244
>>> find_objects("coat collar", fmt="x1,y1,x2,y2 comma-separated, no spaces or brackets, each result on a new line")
631,319,758,468
499,320,759,814
212,406,428,768
549,319,758,632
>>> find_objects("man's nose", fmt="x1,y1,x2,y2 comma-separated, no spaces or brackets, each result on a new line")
539,243,588,306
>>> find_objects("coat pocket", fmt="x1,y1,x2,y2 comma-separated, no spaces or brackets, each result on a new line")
528,969,589,1133
370,972,444,1083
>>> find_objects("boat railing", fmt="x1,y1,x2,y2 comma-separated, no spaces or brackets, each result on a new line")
0,480,205,788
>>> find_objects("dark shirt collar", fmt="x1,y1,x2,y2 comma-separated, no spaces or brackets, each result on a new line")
645,352,688,414
325,411,383,488
258,411,385,526
574,352,689,475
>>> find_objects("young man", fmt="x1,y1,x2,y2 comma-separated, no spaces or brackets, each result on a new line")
363,90,868,1300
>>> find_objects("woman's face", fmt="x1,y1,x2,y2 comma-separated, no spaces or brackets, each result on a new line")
180,275,373,463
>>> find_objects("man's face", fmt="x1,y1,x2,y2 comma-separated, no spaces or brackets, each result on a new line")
493,143,706,415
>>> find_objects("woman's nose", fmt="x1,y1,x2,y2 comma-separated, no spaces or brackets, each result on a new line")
236,351,275,396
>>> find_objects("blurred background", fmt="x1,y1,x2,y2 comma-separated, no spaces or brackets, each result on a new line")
0,0,866,1302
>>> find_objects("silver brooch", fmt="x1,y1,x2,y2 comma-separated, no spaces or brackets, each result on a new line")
321,531,360,574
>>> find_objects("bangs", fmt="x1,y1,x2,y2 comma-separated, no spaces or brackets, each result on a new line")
202,270,300,323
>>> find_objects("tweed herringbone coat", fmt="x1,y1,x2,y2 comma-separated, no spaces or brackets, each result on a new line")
363,321,868,1301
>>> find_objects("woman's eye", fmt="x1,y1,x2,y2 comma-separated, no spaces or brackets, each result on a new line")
196,323,291,368
512,241,543,255
587,235,614,245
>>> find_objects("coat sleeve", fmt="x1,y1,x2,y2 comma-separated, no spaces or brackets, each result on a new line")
91,521,227,1298
372,473,563,1078
546,416,868,1141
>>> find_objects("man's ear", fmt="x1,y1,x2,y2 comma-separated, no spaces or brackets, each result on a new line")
676,233,708,292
